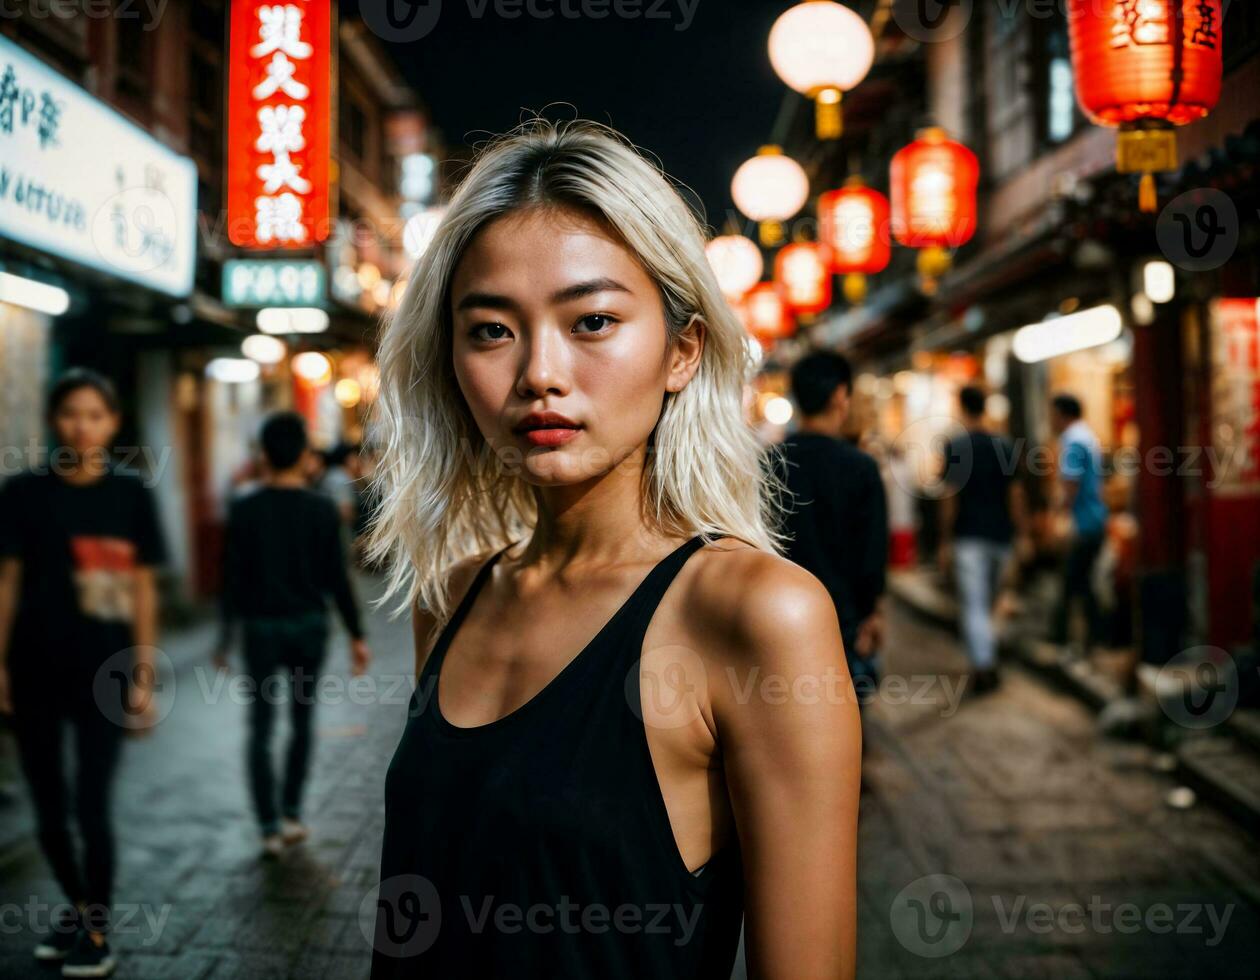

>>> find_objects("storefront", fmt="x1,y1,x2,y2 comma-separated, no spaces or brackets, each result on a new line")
0,33,199,596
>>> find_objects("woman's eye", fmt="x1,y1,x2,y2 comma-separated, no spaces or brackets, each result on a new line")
471,322,511,342
575,314,616,334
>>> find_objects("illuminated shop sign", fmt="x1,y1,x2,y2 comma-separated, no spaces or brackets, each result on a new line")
223,258,325,307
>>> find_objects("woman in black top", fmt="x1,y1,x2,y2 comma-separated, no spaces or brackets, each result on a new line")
365,121,862,979
0,369,167,978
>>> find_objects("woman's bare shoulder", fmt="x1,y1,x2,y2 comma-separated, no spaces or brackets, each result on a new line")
686,536,843,673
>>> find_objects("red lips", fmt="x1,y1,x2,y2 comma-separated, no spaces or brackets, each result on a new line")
512,410,582,433
513,411,583,447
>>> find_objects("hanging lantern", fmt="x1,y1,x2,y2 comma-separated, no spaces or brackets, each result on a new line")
731,146,811,247
818,177,891,304
741,282,796,345
1067,0,1223,213
890,127,979,294
705,235,764,300
774,242,833,317
768,0,875,140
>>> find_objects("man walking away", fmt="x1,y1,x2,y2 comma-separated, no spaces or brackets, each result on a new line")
776,352,888,708
216,412,371,858
939,386,1028,693
1049,393,1108,653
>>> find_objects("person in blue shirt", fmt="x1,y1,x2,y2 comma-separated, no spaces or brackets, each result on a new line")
1049,393,1108,649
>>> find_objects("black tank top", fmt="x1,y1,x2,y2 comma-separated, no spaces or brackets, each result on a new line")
370,534,744,979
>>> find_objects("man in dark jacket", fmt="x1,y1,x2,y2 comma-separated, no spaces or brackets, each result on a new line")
775,352,888,706
216,412,371,858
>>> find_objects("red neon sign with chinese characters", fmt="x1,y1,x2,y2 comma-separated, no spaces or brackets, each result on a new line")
227,1,331,247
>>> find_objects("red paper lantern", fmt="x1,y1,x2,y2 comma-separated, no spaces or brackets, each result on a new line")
774,243,833,317
1067,0,1223,211
819,178,891,304
741,283,795,344
890,128,979,250
891,128,978,293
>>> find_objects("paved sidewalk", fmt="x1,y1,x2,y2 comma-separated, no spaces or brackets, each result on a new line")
0,573,410,979
1,574,1257,978
857,608,1260,978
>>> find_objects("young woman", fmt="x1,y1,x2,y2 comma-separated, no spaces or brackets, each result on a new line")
0,369,167,978
366,120,861,979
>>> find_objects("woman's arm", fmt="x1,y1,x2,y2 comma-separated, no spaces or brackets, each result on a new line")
709,556,861,979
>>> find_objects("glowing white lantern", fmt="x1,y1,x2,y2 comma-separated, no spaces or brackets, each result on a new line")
241,333,286,365
705,235,764,299
768,1,875,139
292,351,333,383
731,146,810,246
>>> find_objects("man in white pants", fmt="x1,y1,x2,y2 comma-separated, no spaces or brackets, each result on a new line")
939,386,1028,693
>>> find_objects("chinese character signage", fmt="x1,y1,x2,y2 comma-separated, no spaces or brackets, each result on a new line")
223,258,325,306
0,36,197,297
227,1,331,248
1211,299,1260,494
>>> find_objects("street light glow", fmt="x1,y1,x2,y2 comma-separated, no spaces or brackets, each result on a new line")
0,271,70,315
256,307,330,334
205,357,260,383
1144,260,1176,303
1012,304,1123,363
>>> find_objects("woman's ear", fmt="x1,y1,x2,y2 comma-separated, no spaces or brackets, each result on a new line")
665,315,705,393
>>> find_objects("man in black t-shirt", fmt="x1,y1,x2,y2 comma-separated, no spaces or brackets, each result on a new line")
775,352,888,707
215,412,371,858
939,386,1028,692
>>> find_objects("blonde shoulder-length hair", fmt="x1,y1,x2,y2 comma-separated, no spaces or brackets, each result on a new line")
366,118,790,623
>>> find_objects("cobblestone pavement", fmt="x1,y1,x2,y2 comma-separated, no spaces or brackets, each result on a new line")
856,606,1260,979
0,575,1257,978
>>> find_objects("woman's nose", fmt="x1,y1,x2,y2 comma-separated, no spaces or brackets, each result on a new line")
516,324,570,399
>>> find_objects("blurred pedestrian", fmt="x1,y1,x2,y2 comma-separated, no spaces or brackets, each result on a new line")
1049,393,1108,652
214,412,371,859
0,368,167,977
316,441,362,530
776,351,889,707
938,386,1028,693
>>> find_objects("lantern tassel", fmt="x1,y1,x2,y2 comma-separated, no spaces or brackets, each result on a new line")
1138,173,1158,214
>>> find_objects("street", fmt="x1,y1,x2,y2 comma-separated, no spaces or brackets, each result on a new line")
0,575,1256,979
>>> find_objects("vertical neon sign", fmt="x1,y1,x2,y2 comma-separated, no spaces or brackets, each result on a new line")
227,1,331,247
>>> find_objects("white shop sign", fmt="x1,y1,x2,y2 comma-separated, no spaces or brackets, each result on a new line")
0,36,197,297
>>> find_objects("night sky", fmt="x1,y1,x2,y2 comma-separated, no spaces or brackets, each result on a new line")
343,0,799,231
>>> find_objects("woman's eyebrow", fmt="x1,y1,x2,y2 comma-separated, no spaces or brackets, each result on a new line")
454,291,520,312
549,277,632,304
454,277,631,312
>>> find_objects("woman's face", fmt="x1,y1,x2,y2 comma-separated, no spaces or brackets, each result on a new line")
52,386,119,459
450,206,702,485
